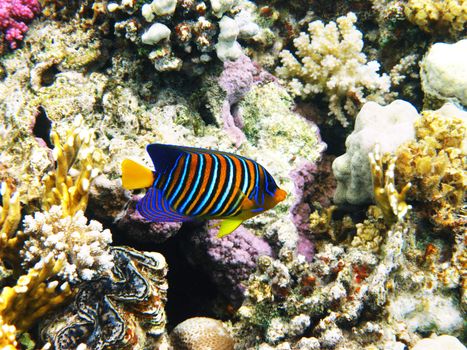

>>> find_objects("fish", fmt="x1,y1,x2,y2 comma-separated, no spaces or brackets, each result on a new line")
121,143,287,237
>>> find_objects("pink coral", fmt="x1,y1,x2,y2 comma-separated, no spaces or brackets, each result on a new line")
0,0,41,49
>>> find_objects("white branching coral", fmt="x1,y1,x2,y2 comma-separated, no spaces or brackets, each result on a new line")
20,206,114,284
276,12,391,127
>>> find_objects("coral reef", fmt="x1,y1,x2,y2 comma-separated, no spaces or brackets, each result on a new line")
332,100,420,205
420,39,467,109
276,12,391,127
0,182,22,264
0,0,41,50
20,206,114,283
0,255,72,331
170,317,234,350
42,116,104,217
41,247,169,350
1,1,465,349
181,223,273,304
107,0,261,72
404,0,467,37
393,103,467,230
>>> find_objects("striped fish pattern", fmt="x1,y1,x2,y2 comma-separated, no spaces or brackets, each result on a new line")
122,143,286,237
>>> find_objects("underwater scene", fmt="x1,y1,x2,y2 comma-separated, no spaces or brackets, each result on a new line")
0,0,466,349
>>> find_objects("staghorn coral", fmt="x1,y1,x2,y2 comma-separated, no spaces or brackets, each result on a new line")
0,255,72,331
41,247,169,350
404,0,467,37
0,0,41,50
393,103,467,229
42,116,104,217
170,317,234,350
276,12,391,127
20,205,114,284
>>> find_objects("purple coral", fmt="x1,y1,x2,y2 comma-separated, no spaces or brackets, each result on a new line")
0,0,40,49
181,223,273,305
218,55,275,146
290,156,336,236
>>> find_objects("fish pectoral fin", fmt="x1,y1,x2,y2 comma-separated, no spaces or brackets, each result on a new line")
217,218,244,238
121,159,154,190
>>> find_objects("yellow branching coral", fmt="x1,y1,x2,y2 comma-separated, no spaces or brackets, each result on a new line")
0,317,17,350
394,104,466,229
369,144,411,225
0,182,22,264
404,0,467,36
42,116,104,217
0,255,72,331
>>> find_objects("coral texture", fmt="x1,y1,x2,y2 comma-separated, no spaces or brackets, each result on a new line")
420,39,467,108
0,0,41,49
170,317,234,350
0,254,72,331
107,0,261,72
404,0,467,36
393,103,467,229
276,12,391,126
41,247,169,350
182,223,273,304
21,206,114,284
332,100,420,205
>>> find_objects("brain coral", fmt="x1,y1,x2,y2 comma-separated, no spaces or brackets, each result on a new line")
170,317,234,350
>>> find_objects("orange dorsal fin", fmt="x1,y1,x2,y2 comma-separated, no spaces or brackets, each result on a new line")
121,159,154,190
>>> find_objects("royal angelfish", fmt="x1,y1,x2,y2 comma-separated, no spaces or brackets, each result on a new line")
121,143,287,237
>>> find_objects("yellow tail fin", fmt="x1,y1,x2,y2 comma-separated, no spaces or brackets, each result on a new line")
121,159,154,190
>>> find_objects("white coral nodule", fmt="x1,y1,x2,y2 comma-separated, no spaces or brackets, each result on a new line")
21,206,114,284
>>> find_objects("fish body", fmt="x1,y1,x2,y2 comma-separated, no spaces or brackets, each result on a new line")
121,143,286,237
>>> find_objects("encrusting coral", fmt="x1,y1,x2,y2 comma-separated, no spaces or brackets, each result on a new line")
404,0,467,37
276,12,391,127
